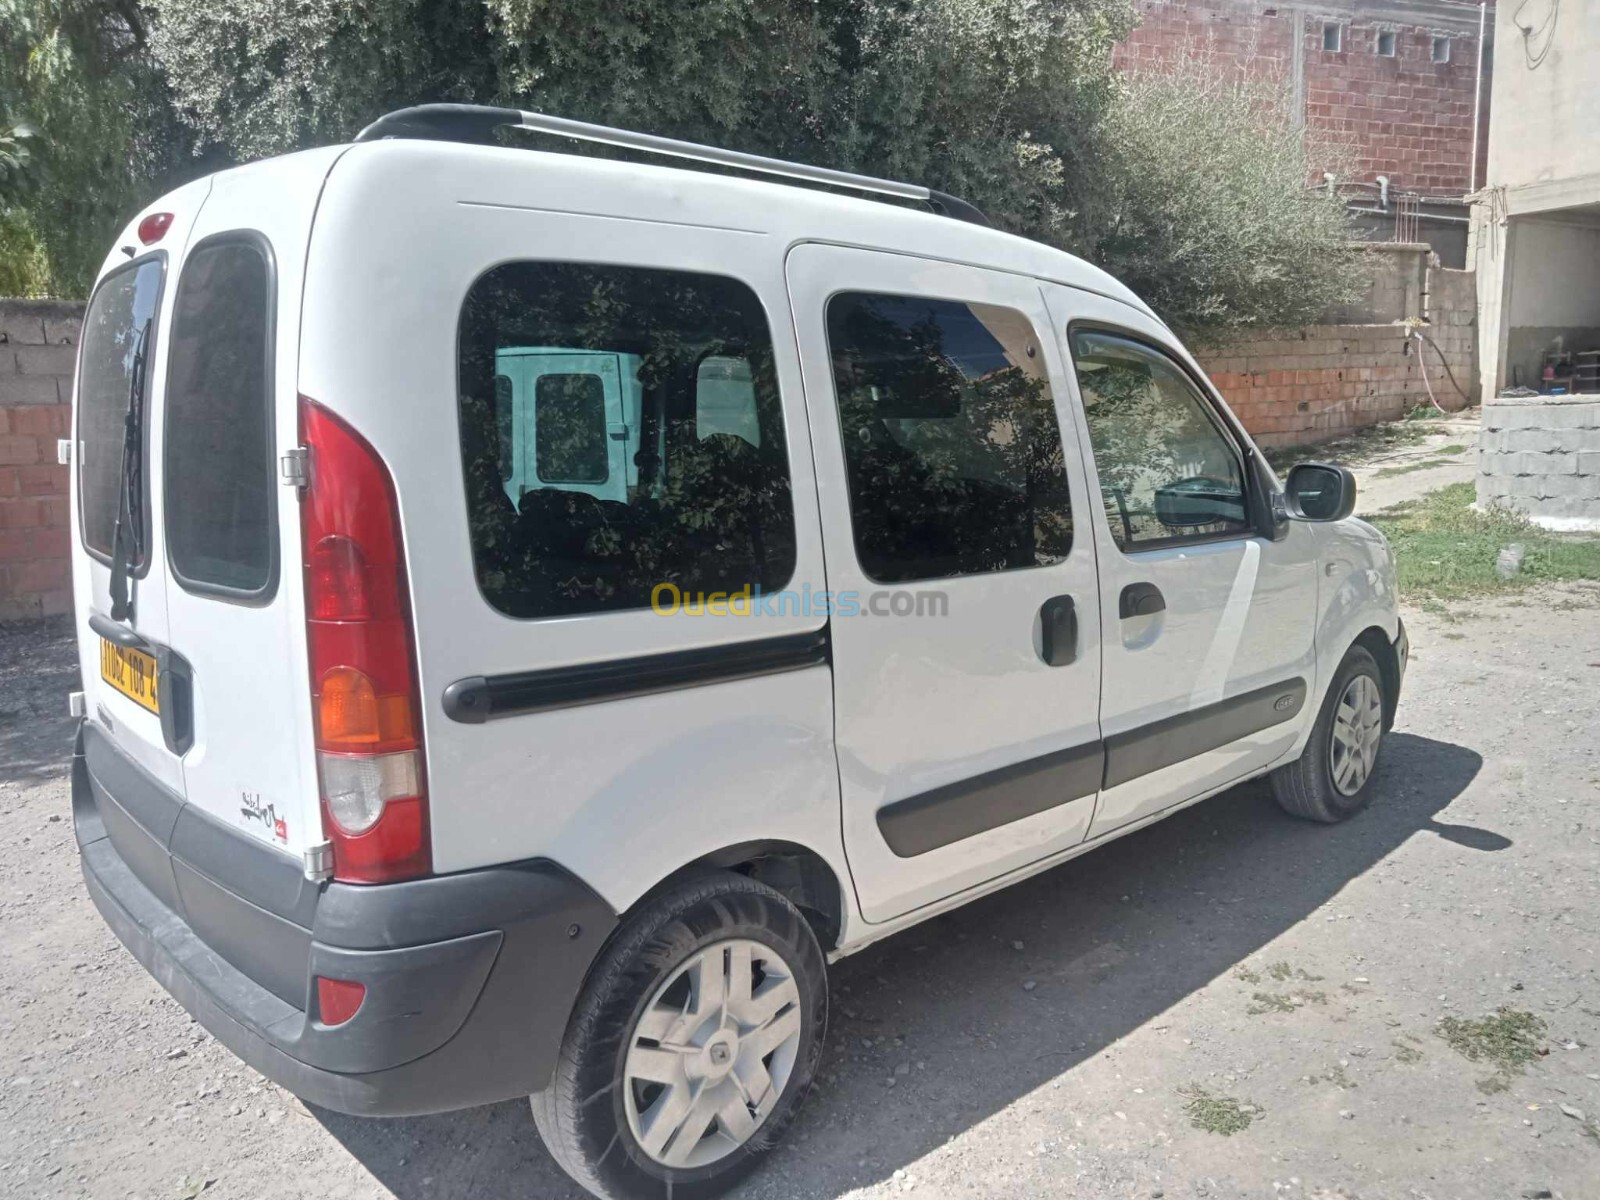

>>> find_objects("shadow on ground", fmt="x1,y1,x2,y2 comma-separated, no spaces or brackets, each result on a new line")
313,731,1493,1199
0,617,79,785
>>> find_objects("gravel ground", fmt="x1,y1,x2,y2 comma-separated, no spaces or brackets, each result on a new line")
3,582,1598,1200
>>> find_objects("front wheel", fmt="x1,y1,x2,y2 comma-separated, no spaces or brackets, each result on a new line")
531,871,827,1200
1271,643,1386,822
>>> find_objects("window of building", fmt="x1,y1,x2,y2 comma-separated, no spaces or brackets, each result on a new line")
1376,30,1397,57
1322,22,1343,51
457,262,796,619
164,236,278,598
824,292,1074,583
1070,330,1249,551
1432,35,1451,63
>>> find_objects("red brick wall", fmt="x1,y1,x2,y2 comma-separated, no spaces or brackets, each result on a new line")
0,301,79,622
1196,265,1479,448
1117,0,1490,197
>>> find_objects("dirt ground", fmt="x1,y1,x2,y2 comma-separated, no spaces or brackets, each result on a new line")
4,568,1599,1197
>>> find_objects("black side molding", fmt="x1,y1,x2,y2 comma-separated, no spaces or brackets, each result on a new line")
878,740,1105,858
875,675,1309,857
444,628,831,723
1103,677,1307,790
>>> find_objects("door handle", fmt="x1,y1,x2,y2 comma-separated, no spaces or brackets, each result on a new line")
1119,582,1165,619
1039,595,1077,667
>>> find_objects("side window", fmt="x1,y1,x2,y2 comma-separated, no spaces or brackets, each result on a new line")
164,236,277,597
824,292,1073,583
1070,330,1248,550
535,373,608,483
457,263,796,620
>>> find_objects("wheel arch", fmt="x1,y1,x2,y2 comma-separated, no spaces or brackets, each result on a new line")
1351,623,1401,730
635,840,848,953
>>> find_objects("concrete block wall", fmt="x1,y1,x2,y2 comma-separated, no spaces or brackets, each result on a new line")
0,300,80,621
1197,262,1478,449
1477,399,1600,530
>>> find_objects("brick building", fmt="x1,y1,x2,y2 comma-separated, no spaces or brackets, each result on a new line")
1117,0,1494,266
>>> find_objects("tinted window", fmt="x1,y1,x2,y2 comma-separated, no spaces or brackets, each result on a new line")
1071,330,1248,550
535,373,608,483
77,257,163,563
458,263,795,619
164,237,276,596
824,293,1073,583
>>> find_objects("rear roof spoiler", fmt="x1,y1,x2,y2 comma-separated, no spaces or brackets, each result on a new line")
353,104,992,228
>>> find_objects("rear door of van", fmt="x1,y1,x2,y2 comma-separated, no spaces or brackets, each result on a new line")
72,179,211,796
75,153,340,871
152,156,335,862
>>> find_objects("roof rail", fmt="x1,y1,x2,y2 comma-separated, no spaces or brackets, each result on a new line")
353,104,991,228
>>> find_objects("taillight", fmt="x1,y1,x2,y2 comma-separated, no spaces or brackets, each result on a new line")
300,397,430,884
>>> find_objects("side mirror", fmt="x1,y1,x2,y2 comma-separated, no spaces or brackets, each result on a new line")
1285,462,1357,522
1154,476,1248,530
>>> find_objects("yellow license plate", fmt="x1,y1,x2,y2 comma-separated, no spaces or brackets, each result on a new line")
100,639,159,715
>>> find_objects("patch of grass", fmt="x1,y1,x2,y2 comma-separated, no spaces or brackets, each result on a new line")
1391,1038,1424,1064
1247,989,1326,1014
1436,1007,1547,1092
1435,443,1469,455
1368,483,1600,603
1266,961,1323,982
1308,1064,1358,1088
1234,966,1262,983
1179,1085,1261,1135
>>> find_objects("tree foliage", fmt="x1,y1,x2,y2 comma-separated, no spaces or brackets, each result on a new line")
1084,51,1364,335
0,0,1362,334
0,0,188,293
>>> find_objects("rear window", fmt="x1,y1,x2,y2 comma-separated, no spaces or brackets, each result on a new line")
77,256,164,565
163,236,277,598
457,262,796,620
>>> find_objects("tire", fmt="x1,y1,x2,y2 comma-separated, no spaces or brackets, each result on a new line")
531,871,828,1200
1271,644,1386,823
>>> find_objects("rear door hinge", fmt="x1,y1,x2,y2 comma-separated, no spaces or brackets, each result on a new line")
280,446,309,489
303,840,334,882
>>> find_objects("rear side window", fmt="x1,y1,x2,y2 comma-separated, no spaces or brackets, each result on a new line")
824,292,1074,583
164,236,277,598
457,262,796,619
77,256,164,566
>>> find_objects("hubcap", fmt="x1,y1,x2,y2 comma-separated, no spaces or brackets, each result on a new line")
623,938,803,1169
1329,673,1383,796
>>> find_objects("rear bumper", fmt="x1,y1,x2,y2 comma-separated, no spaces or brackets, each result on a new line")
72,721,617,1117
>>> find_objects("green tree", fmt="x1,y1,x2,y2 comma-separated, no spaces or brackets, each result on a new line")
0,0,195,295
1081,50,1364,335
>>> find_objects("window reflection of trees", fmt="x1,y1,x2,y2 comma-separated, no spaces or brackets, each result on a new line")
827,295,1074,583
1073,333,1247,548
457,264,796,619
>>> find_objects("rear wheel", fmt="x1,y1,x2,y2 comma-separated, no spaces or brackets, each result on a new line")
1271,644,1385,822
532,871,827,1200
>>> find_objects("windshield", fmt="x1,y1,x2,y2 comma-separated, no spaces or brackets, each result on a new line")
78,257,163,564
